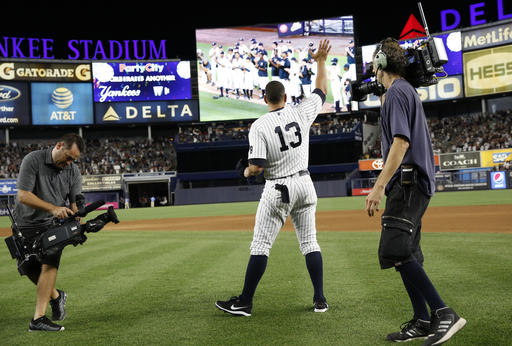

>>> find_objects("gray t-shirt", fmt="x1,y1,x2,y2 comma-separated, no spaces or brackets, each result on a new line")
14,147,82,228
380,79,435,197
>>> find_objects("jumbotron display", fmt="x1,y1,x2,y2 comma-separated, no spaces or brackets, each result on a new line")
195,15,356,122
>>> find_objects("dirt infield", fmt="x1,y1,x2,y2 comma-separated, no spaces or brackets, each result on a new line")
1,205,509,236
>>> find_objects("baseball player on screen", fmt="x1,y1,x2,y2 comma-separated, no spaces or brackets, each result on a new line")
215,39,332,317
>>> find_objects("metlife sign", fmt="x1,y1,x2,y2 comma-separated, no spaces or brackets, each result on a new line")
92,61,192,103
94,100,198,124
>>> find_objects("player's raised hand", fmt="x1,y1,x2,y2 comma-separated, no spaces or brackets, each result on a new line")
310,39,332,63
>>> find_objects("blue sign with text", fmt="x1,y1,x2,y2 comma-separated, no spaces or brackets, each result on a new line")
31,83,94,125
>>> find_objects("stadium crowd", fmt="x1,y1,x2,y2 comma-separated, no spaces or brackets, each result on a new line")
1,111,510,178
0,138,177,178
175,116,360,143
361,111,512,159
427,110,512,153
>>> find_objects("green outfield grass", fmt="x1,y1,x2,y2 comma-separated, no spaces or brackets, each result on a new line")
0,189,510,345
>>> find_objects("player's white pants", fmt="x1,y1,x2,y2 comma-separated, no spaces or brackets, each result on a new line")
250,173,321,257
302,84,312,98
331,80,342,103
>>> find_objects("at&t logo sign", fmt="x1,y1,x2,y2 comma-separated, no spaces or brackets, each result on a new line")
50,87,76,120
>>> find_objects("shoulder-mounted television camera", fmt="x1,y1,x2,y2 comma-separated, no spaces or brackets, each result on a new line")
350,2,448,102
4,194,119,262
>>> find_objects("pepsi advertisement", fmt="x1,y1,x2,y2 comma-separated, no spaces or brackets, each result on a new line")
0,82,30,125
490,171,507,190
92,61,192,103
31,82,94,125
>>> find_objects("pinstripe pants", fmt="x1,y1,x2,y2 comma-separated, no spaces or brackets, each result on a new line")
250,173,321,256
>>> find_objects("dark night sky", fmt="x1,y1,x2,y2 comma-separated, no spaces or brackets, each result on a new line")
1,1,510,59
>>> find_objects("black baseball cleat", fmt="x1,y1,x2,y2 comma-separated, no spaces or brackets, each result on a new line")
215,296,252,316
50,289,67,321
29,316,65,332
314,298,329,312
423,307,466,345
386,318,432,342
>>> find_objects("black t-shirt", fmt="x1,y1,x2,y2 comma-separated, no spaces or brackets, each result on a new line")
380,79,435,197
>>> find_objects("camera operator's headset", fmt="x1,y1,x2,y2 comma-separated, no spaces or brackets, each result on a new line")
374,37,406,72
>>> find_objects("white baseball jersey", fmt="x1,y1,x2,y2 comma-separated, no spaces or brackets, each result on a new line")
248,91,323,179
248,90,325,257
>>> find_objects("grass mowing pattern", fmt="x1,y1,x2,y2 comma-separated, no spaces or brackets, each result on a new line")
0,230,510,345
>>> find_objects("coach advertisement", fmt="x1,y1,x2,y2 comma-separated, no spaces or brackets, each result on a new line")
92,61,192,103
0,82,30,125
0,62,91,82
94,100,199,124
31,83,94,125
439,151,481,171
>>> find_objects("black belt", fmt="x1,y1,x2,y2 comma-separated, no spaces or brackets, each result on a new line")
271,170,309,204
267,169,309,181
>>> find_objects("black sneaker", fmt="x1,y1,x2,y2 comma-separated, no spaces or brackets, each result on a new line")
386,319,431,342
215,296,252,316
423,307,466,345
50,289,67,321
29,316,64,332
314,298,329,312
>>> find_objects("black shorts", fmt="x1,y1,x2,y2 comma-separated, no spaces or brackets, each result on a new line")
378,180,430,269
17,226,63,277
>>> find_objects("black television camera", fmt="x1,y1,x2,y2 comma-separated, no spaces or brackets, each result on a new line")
350,2,448,102
4,194,119,262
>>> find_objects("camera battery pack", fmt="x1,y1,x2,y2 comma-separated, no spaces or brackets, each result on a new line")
41,220,82,251
5,236,21,259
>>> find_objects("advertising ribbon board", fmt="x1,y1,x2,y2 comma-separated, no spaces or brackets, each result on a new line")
0,62,91,82
480,148,512,167
31,82,94,125
463,44,512,97
439,151,481,171
0,82,30,125
82,175,123,192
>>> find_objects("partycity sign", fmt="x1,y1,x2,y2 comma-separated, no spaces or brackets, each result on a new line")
0,37,168,60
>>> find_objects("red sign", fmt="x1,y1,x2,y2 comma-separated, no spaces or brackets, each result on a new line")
399,14,427,40
352,188,373,196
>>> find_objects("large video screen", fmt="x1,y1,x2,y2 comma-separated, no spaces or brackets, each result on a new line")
195,15,356,122
92,61,192,103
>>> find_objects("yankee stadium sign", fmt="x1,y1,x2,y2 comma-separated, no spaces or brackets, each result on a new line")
0,37,168,60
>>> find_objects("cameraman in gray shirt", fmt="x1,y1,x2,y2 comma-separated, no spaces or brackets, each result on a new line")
14,133,84,332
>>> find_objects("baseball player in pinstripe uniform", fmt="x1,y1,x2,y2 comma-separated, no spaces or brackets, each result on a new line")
215,40,332,317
